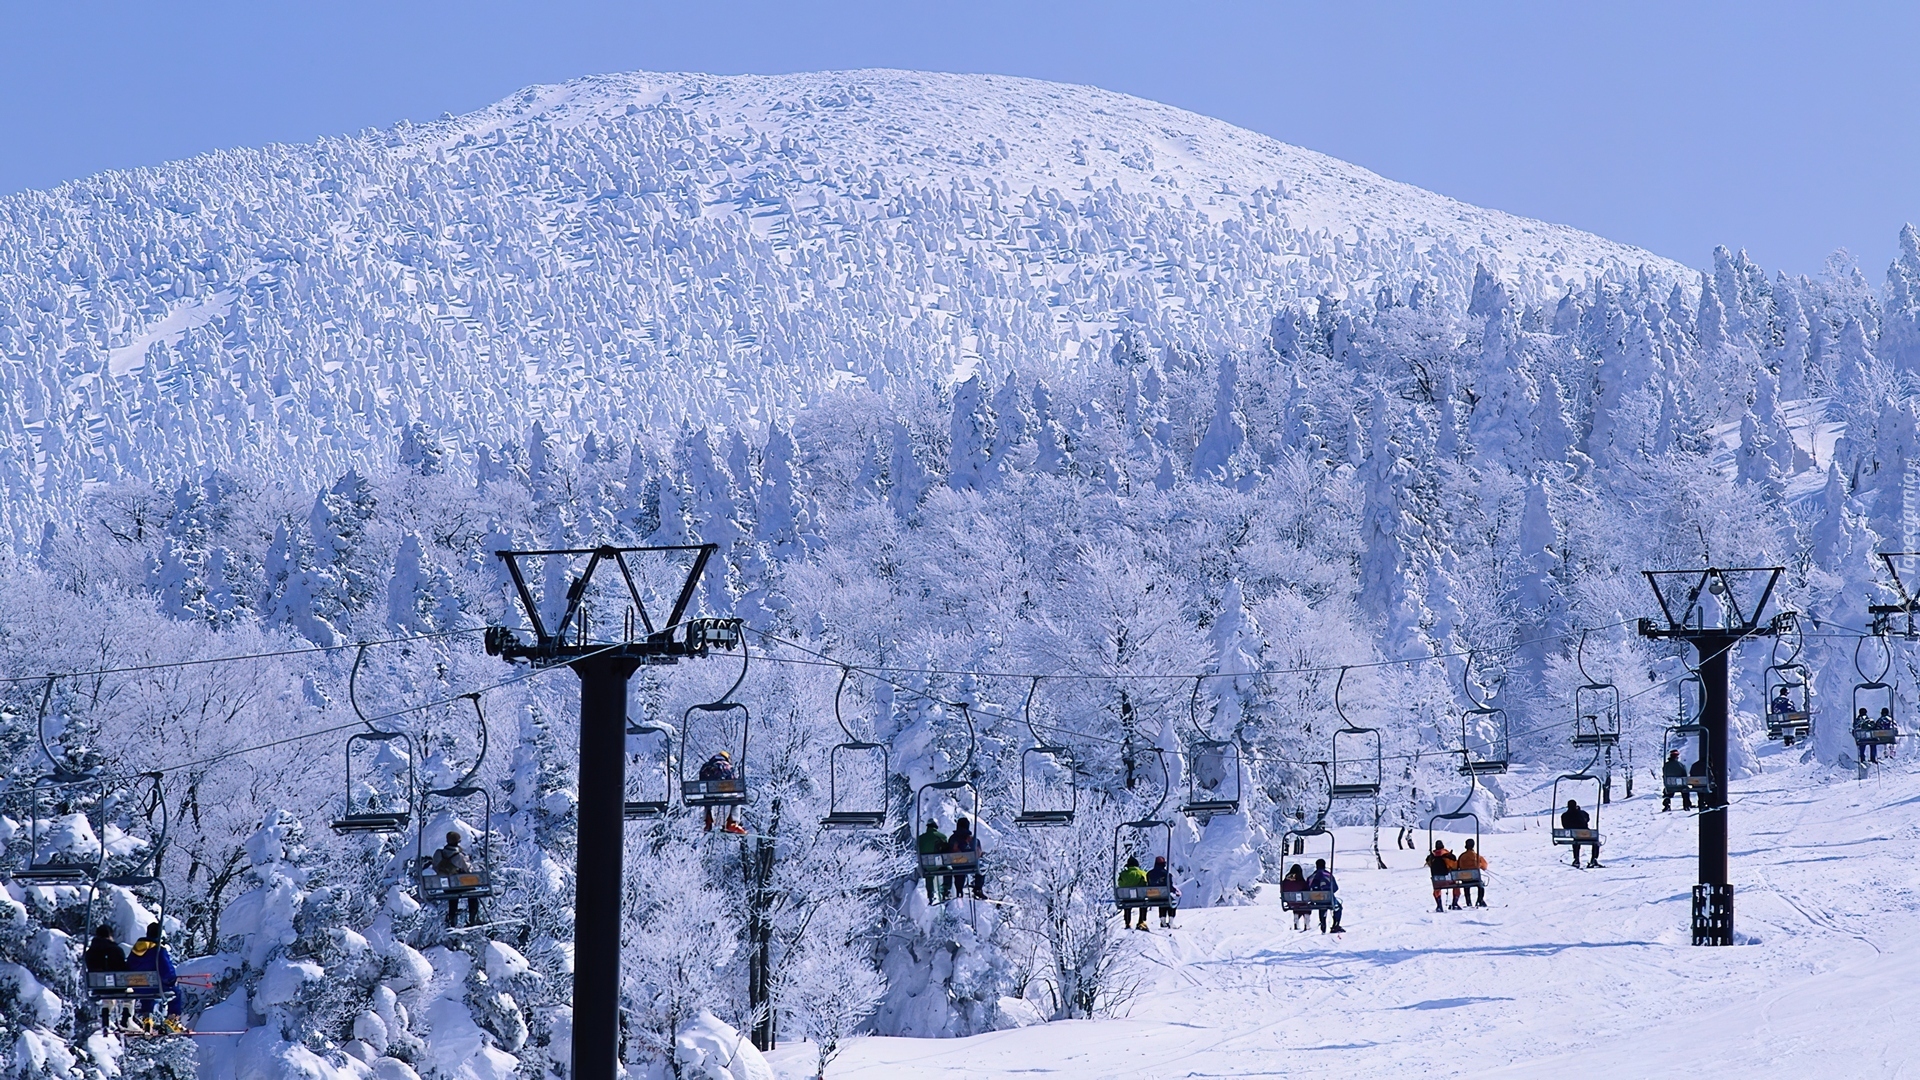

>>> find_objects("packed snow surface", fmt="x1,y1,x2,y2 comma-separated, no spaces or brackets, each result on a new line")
770,750,1920,1078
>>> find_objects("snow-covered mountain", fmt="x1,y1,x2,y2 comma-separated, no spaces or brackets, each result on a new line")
0,69,1688,540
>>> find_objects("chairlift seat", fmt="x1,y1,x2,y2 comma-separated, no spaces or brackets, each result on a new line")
1854,726,1898,746
1571,732,1621,746
331,812,410,835
1329,782,1380,799
1114,884,1176,909
623,800,669,820
1449,868,1484,887
87,971,161,1000
1661,775,1710,793
682,777,748,806
1282,888,1336,911
1766,712,1812,739
1459,760,1509,777
1014,808,1075,827
820,810,887,829
919,850,982,875
418,866,493,900
15,864,93,885
1551,828,1600,845
1179,797,1240,816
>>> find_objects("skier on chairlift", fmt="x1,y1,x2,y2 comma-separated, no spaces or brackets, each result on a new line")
1770,688,1795,717
917,818,949,902
1662,750,1692,811
1281,864,1312,930
1118,855,1151,930
1426,841,1459,911
1307,858,1342,933
699,751,745,833
84,925,133,1032
433,831,482,927
947,817,985,900
1455,839,1488,908
127,923,182,1033
1562,800,1599,868
1147,855,1179,929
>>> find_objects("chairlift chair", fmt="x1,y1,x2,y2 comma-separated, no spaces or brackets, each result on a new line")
1179,680,1242,817
819,667,889,829
83,874,173,1035
16,772,105,885
1330,727,1382,799
415,784,495,905
1572,683,1622,747
1852,681,1898,748
1662,723,1710,798
1280,824,1338,912
1113,817,1177,910
623,721,673,820
679,699,750,807
679,639,752,808
1458,706,1511,775
331,731,417,834
1550,774,1604,848
821,741,889,829
913,779,985,903
1427,806,1484,892
1014,745,1077,826
1764,664,1813,744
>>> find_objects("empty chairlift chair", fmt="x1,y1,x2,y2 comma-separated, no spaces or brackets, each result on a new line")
1329,669,1383,799
331,731,417,834
820,668,889,830
1457,654,1511,775
1572,682,1622,747
623,721,673,820
16,772,105,885
1013,680,1076,827
1179,679,1242,818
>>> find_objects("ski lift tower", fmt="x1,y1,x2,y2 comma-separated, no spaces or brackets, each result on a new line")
1637,566,1785,946
1868,553,1920,640
485,544,735,1080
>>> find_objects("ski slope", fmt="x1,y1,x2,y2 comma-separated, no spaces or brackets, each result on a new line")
770,746,1920,1078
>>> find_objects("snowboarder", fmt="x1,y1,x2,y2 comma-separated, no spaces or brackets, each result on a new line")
127,923,182,1033
84,925,133,1032
1118,855,1151,930
698,751,745,833
1281,864,1312,930
433,831,481,927
1147,855,1180,929
1426,841,1459,911
1562,800,1599,868
1306,858,1342,933
1455,839,1488,908
947,817,985,900
917,818,949,903
1662,750,1693,811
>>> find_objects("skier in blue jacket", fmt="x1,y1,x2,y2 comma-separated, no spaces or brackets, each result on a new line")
126,923,182,1033
1306,859,1343,933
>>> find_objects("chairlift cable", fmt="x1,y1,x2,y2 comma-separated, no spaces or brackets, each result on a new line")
0,624,486,687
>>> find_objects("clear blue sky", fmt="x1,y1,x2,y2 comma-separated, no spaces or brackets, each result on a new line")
3,1,1913,281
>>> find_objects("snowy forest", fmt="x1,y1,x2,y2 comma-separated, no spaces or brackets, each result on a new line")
0,71,1918,1079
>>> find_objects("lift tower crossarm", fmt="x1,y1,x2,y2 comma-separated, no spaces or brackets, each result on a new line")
485,543,732,1080
1637,566,1785,947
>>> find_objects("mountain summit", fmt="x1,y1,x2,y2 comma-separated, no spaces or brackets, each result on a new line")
0,69,1683,537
